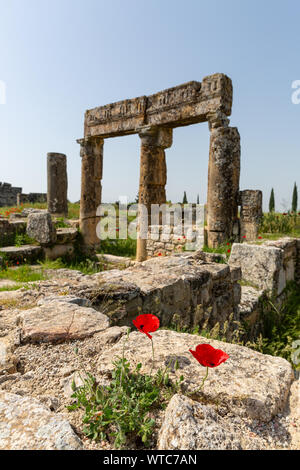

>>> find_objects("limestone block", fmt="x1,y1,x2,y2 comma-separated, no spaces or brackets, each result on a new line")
26,212,57,245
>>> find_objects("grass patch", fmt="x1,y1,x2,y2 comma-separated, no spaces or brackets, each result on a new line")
259,212,300,237
0,265,47,283
97,238,137,258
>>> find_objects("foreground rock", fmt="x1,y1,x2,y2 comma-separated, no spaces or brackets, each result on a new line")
0,391,83,450
158,394,263,450
0,336,18,375
18,301,109,343
98,329,294,422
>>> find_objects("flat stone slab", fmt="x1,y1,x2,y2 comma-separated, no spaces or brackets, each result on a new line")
18,300,109,343
98,329,294,422
56,228,78,244
0,391,83,450
0,245,42,262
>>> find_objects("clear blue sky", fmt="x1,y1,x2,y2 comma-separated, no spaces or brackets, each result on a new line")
0,0,299,211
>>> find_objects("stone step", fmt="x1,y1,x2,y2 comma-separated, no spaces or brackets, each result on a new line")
0,245,42,263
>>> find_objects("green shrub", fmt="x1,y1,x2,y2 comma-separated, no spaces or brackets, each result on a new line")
68,345,182,449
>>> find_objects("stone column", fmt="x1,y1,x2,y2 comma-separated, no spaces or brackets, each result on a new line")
78,137,103,247
136,127,172,261
207,114,240,248
47,153,68,217
239,190,263,241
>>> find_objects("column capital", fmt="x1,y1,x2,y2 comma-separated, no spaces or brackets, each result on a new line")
77,137,104,158
207,111,230,131
138,126,173,149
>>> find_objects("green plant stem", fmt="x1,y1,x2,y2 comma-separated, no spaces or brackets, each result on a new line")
197,366,209,392
150,338,154,376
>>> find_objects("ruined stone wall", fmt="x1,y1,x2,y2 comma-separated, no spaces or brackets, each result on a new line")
78,254,241,332
17,193,47,206
0,183,22,207
146,225,204,257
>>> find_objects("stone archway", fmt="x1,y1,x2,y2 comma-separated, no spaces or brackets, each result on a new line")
77,73,241,259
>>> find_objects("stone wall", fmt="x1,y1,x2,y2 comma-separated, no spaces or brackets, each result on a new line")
75,254,241,332
146,225,205,257
0,182,47,208
17,193,47,205
0,183,22,207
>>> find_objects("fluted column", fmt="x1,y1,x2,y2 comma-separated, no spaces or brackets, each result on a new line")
78,137,103,247
207,113,240,247
136,127,172,261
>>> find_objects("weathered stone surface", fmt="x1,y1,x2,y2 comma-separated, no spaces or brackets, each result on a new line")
88,254,240,330
229,240,298,295
207,126,240,247
47,153,68,217
0,337,18,375
42,243,74,260
26,211,57,245
18,301,109,343
98,330,294,422
96,253,132,267
84,74,232,139
237,286,264,339
0,391,83,449
0,245,42,263
158,394,255,450
56,228,78,244
239,190,263,241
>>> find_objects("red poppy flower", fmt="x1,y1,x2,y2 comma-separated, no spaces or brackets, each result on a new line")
116,228,119,232
258,236,262,239
243,235,246,239
16,261,19,265
227,249,231,253
226,242,230,246
158,252,162,256
183,236,186,239
189,344,229,368
133,314,160,339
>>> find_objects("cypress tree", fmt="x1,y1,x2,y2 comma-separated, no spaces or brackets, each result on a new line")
292,182,298,212
197,194,200,204
269,188,275,213
183,191,188,204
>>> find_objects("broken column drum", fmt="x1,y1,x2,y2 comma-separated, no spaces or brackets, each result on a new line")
47,153,68,217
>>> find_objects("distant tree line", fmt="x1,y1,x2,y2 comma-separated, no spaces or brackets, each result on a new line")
268,182,298,213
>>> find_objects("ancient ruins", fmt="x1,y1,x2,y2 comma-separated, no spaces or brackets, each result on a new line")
47,153,68,217
77,73,262,260
0,182,46,207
